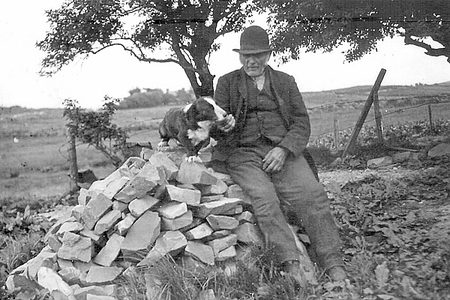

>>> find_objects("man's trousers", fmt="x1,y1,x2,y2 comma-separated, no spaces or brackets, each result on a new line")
224,144,343,270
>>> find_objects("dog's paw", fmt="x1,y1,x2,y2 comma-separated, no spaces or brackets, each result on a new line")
157,141,170,151
185,155,202,163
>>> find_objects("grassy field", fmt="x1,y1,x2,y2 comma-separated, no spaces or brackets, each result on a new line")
0,83,449,203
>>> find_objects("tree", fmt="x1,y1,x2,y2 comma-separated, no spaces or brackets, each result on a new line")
63,97,128,167
38,0,255,97
259,0,450,63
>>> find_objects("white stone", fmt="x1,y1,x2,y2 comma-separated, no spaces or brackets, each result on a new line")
93,234,124,267
157,202,188,219
129,195,160,217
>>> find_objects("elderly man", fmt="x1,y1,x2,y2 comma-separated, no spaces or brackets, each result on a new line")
211,25,346,282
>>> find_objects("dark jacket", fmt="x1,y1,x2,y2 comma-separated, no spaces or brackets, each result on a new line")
212,66,311,161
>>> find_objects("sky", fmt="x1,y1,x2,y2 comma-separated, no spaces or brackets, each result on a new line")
1,1,450,109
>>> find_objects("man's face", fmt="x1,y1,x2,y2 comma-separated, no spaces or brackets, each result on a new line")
240,52,271,77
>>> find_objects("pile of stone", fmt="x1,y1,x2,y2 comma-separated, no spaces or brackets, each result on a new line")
6,151,278,299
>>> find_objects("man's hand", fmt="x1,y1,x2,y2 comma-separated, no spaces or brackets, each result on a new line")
216,114,235,133
262,146,289,173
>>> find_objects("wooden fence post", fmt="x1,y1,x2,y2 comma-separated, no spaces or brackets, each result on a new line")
333,114,340,149
66,126,79,193
342,68,387,158
428,104,434,132
373,92,384,144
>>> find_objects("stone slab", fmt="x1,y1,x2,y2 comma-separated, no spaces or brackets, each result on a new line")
115,213,136,236
196,198,242,218
207,234,238,256
121,211,161,252
85,266,123,284
93,234,124,267
129,195,160,218
157,201,188,219
185,223,214,240
166,185,201,206
94,210,122,235
206,215,239,230
177,161,217,185
185,241,214,266
161,210,193,231
58,232,93,263
138,231,187,266
81,193,113,230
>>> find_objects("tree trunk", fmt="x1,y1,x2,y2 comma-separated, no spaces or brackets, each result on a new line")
66,126,79,193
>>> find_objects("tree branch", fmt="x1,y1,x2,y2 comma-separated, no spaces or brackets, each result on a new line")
404,34,450,62
90,42,180,64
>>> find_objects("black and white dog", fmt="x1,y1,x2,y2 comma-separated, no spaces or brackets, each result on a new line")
158,97,227,162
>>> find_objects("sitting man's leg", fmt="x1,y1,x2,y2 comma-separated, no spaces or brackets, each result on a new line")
272,153,346,280
226,148,300,264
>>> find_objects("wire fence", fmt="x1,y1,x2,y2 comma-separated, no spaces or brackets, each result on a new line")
308,99,450,149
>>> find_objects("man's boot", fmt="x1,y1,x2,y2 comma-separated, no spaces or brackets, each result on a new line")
327,266,347,281
281,260,307,288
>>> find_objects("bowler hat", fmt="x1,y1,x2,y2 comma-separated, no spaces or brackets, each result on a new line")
233,25,273,54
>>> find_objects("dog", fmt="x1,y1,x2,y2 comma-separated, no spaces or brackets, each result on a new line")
157,96,227,162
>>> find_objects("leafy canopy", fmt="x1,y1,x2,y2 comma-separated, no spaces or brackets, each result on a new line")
38,0,255,97
260,0,450,63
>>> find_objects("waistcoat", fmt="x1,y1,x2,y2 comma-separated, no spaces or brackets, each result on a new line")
239,74,288,145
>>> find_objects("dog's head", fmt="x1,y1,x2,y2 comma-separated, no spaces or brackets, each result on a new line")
183,97,226,123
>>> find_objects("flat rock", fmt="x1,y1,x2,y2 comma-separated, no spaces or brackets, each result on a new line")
207,234,238,256
161,210,193,231
129,195,160,217
79,229,101,243
234,223,262,245
201,195,224,203
198,179,228,195
115,213,136,235
11,246,57,280
48,234,62,252
37,267,73,298
177,161,217,185
196,198,242,218
56,221,84,236
102,176,130,199
73,284,116,300
216,245,237,262
236,211,256,224
206,215,239,230
136,162,167,184
85,266,123,284
428,143,450,157
114,176,158,203
71,205,85,222
94,210,122,235
78,188,98,206
58,266,82,285
185,241,215,266
157,201,188,219
58,232,93,263
166,185,201,206
81,193,113,230
185,223,214,240
112,200,128,212
138,231,187,266
367,156,393,168
149,152,179,180
204,230,232,242
94,234,124,267
121,211,161,252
